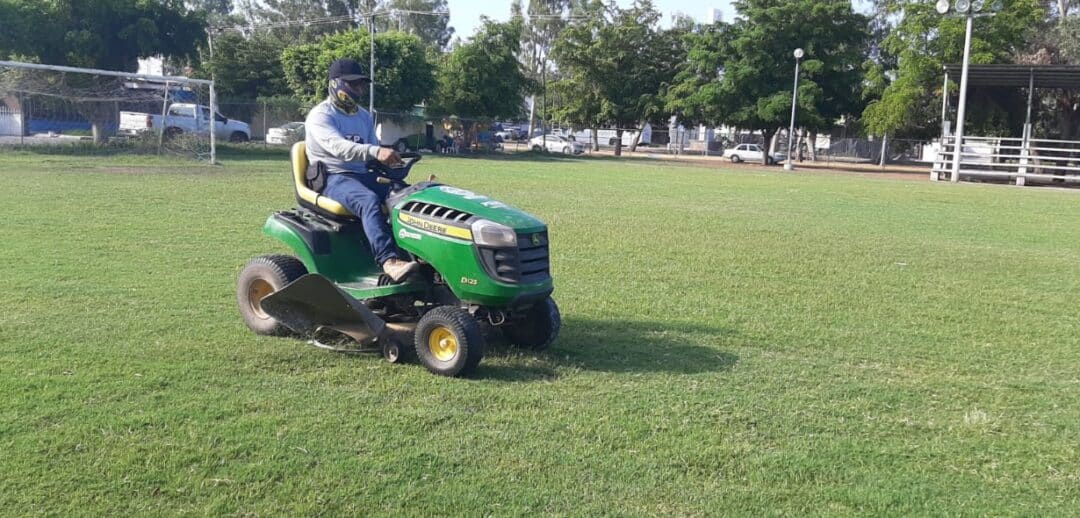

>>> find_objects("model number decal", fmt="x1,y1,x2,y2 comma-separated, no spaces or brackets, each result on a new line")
398,213,473,240
460,277,478,285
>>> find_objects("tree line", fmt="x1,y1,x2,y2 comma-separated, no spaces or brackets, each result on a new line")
1,0,1077,155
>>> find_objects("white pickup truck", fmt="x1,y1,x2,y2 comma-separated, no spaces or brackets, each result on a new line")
119,103,251,142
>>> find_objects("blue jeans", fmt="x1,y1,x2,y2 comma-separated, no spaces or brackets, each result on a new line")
323,172,399,265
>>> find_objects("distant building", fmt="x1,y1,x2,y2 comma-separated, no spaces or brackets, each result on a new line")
137,57,164,77
708,8,723,23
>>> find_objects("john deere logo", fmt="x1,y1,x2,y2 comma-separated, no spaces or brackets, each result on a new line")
531,233,542,246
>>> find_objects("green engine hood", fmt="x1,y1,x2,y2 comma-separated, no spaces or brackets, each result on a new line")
401,184,546,232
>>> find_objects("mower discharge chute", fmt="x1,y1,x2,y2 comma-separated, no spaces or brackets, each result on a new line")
236,143,559,377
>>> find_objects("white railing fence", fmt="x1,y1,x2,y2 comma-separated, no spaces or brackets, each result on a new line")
0,105,22,137
932,134,1080,185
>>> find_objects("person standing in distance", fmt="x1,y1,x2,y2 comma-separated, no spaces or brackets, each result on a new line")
304,58,418,282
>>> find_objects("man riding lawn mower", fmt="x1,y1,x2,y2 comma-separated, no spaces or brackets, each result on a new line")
235,60,559,377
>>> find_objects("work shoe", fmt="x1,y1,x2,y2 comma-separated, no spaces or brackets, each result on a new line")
382,258,419,282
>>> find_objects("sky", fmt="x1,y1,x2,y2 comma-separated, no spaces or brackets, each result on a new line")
446,0,733,38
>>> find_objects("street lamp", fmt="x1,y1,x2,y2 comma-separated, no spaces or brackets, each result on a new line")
369,16,376,114
784,48,804,171
937,0,1002,182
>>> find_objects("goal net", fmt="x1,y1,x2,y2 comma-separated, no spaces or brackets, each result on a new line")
0,60,217,162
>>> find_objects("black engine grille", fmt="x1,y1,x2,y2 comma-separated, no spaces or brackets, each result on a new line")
478,231,550,284
400,201,473,223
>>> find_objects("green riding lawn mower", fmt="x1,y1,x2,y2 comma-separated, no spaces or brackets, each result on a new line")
236,143,560,377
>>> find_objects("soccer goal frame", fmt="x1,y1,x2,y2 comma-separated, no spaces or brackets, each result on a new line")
0,59,219,163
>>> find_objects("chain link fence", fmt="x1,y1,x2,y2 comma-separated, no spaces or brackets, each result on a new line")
2,69,936,169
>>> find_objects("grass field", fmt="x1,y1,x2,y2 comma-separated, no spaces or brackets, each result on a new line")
1,147,1078,515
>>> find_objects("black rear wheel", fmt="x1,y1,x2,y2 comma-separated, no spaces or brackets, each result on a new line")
237,255,307,336
381,323,417,364
503,298,561,351
229,131,249,143
414,306,485,377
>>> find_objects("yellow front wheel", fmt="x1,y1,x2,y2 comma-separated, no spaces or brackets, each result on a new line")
414,306,485,377
428,326,459,362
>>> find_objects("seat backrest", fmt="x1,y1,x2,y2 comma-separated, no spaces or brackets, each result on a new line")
291,141,310,191
290,142,354,218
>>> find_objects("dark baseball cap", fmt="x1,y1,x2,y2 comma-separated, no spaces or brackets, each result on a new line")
329,59,369,81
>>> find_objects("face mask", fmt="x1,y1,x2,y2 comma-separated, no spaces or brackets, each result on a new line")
329,78,363,114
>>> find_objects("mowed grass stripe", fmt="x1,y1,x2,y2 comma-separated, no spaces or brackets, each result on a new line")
0,149,1077,515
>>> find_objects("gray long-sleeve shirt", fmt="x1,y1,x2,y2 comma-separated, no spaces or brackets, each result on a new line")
304,98,380,174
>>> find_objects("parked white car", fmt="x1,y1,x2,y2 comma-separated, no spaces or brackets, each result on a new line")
119,103,251,142
266,122,304,145
529,134,585,154
722,143,783,164
495,129,520,141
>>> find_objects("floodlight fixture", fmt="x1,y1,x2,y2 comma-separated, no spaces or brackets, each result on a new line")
793,48,804,59
936,0,951,14
972,0,985,11
955,0,971,13
991,0,1003,11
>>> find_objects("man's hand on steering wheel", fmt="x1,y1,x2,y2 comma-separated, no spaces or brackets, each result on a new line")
376,147,403,167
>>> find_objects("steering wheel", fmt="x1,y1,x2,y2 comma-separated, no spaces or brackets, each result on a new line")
366,150,422,182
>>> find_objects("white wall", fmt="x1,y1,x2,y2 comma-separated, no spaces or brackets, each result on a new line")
0,109,22,136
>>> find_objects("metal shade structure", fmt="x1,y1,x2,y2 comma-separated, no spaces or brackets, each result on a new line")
935,63,1080,186
942,64,1080,89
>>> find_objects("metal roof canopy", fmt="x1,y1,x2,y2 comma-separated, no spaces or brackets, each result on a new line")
942,64,1080,89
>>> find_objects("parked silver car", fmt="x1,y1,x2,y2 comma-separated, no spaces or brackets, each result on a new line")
529,134,585,155
266,122,305,145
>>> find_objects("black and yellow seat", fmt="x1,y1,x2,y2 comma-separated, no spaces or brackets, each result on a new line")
291,142,355,219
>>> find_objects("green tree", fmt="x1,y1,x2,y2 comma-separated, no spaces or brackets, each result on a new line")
553,0,681,156
186,0,232,14
281,29,435,112
0,0,204,70
0,1,39,56
430,18,529,121
667,0,870,163
862,0,1043,139
0,0,206,142
385,0,454,49
235,0,361,41
236,0,454,45
1018,5,1080,140
202,31,292,99
549,75,604,149
186,0,244,29
544,0,598,146
516,0,571,136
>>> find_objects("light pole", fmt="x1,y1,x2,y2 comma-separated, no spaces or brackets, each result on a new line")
368,14,376,115
784,48,804,171
938,0,1003,182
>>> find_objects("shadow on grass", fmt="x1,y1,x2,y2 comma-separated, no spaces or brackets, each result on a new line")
476,317,739,382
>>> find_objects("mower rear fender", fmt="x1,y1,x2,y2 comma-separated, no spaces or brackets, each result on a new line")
262,210,379,283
